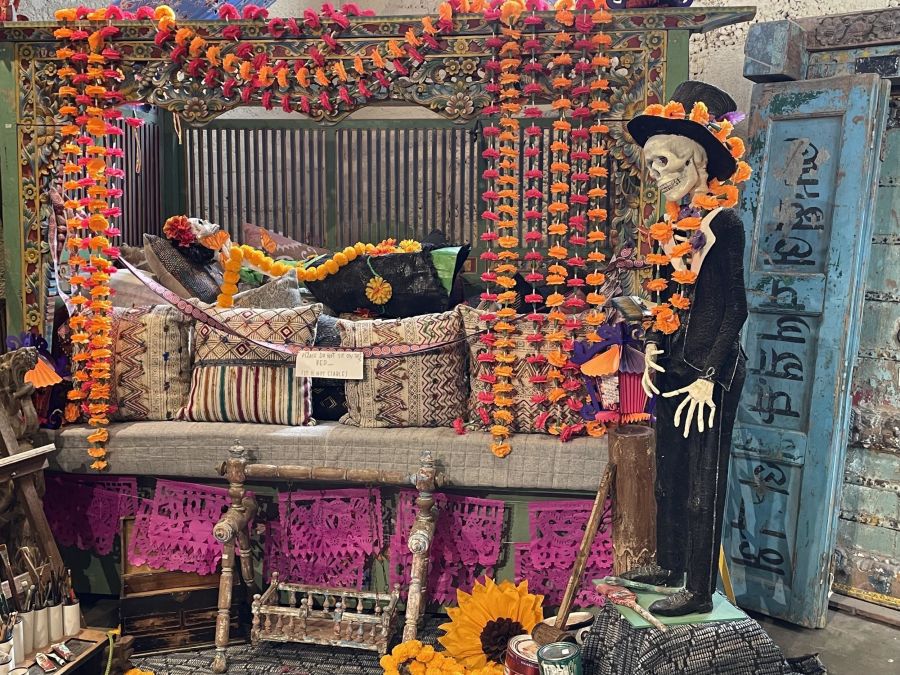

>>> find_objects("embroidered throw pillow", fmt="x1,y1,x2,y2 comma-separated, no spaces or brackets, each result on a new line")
180,304,322,425
110,305,193,421
457,303,589,434
242,223,329,261
337,310,467,428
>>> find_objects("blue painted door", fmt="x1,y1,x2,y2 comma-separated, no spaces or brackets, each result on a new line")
724,74,890,628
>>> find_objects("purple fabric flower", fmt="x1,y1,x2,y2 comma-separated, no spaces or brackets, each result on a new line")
719,110,746,124
691,230,707,251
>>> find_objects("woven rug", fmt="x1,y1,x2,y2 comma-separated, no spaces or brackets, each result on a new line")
131,618,443,675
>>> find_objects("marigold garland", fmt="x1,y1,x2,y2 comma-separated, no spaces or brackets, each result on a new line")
55,5,144,470
642,100,752,335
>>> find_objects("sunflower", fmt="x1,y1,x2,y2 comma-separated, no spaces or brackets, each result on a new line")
439,578,543,670
365,276,393,305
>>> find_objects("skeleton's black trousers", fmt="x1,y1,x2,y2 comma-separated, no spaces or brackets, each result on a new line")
654,356,745,598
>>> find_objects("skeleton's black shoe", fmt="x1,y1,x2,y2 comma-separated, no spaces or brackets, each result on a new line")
619,564,682,587
649,589,713,616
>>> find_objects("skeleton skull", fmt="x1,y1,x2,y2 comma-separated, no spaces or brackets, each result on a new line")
187,217,220,240
643,135,709,203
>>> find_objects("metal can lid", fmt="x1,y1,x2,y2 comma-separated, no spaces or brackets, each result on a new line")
508,634,540,662
537,641,582,662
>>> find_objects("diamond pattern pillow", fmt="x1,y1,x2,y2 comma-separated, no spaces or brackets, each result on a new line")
180,304,322,425
337,310,467,428
457,304,588,434
111,305,193,421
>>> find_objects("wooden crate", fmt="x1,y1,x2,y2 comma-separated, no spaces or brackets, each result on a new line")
119,517,246,654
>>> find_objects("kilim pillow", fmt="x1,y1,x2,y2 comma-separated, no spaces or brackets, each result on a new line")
242,223,330,261
110,305,193,421
179,304,322,425
457,304,588,434
337,310,467,428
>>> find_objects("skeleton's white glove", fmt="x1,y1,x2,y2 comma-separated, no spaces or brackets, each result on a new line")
663,378,716,438
641,343,665,397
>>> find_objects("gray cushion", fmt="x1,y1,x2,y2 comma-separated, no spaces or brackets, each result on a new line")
49,421,608,491
143,234,222,303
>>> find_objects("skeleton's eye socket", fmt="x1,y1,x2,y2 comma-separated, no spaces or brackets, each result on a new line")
656,156,668,166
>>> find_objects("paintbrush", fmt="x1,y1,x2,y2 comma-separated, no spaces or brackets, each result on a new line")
0,546,20,613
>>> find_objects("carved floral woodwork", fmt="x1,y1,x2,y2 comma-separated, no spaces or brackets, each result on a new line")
0,7,754,331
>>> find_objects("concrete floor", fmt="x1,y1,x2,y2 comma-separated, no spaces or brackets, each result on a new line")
753,610,899,674
85,597,899,674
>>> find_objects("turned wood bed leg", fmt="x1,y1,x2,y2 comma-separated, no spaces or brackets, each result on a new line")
403,450,437,642
212,441,255,674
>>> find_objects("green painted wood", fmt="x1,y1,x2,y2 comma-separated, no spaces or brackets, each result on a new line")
0,42,21,335
159,109,187,220
665,31,690,100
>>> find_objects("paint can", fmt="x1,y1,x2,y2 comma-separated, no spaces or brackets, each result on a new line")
504,634,540,675
536,641,583,675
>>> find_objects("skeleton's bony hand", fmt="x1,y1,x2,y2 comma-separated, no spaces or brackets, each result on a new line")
642,343,665,397
663,378,716,438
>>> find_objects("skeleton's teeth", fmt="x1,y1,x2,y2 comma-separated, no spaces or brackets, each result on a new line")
659,177,682,193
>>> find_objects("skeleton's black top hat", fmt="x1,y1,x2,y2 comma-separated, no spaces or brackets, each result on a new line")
627,80,739,182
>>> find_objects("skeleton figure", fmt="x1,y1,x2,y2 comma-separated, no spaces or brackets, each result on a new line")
187,217,221,241
622,81,748,617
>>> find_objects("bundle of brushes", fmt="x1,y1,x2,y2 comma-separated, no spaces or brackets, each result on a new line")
0,590,16,641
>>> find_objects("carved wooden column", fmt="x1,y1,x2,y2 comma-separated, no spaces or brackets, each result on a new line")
0,347,63,571
403,450,437,642
609,424,656,575
212,440,257,674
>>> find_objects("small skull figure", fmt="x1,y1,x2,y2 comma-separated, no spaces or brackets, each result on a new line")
643,134,709,203
188,217,221,241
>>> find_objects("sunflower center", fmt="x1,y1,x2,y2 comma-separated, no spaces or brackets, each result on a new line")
479,617,525,664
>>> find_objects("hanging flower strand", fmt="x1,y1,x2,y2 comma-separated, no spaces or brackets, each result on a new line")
522,1,549,423
54,4,145,470
476,3,505,455
543,0,576,436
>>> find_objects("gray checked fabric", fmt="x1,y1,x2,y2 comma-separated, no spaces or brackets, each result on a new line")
581,602,826,675
50,421,609,491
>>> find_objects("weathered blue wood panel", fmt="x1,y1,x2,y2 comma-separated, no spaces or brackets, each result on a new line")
836,103,900,610
725,74,890,627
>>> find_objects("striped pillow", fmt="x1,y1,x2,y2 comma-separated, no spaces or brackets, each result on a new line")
179,304,322,425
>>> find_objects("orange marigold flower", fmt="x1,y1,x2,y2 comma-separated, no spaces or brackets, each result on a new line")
646,278,668,292
551,97,572,111
712,120,734,143
546,292,565,307
654,306,681,335
548,264,567,276
586,273,605,286
586,292,606,306
497,236,518,249
584,310,606,325
670,293,691,310
676,216,702,231
546,274,566,285
587,230,606,243
491,442,511,458
691,193,721,210
493,408,514,423
90,460,108,471
587,252,606,263
548,223,568,236
727,136,745,159
87,429,109,444
548,350,568,367
643,103,665,116
645,253,670,266
689,101,710,125
548,387,567,403
672,269,698,285
496,275,516,289
88,447,107,459
546,331,566,343
663,101,685,119
551,182,570,194
548,202,568,214
497,290,518,304
649,221,674,242
733,161,752,183
548,245,568,259
670,242,692,257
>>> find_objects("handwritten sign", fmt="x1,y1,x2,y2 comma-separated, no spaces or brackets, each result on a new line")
295,350,364,380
